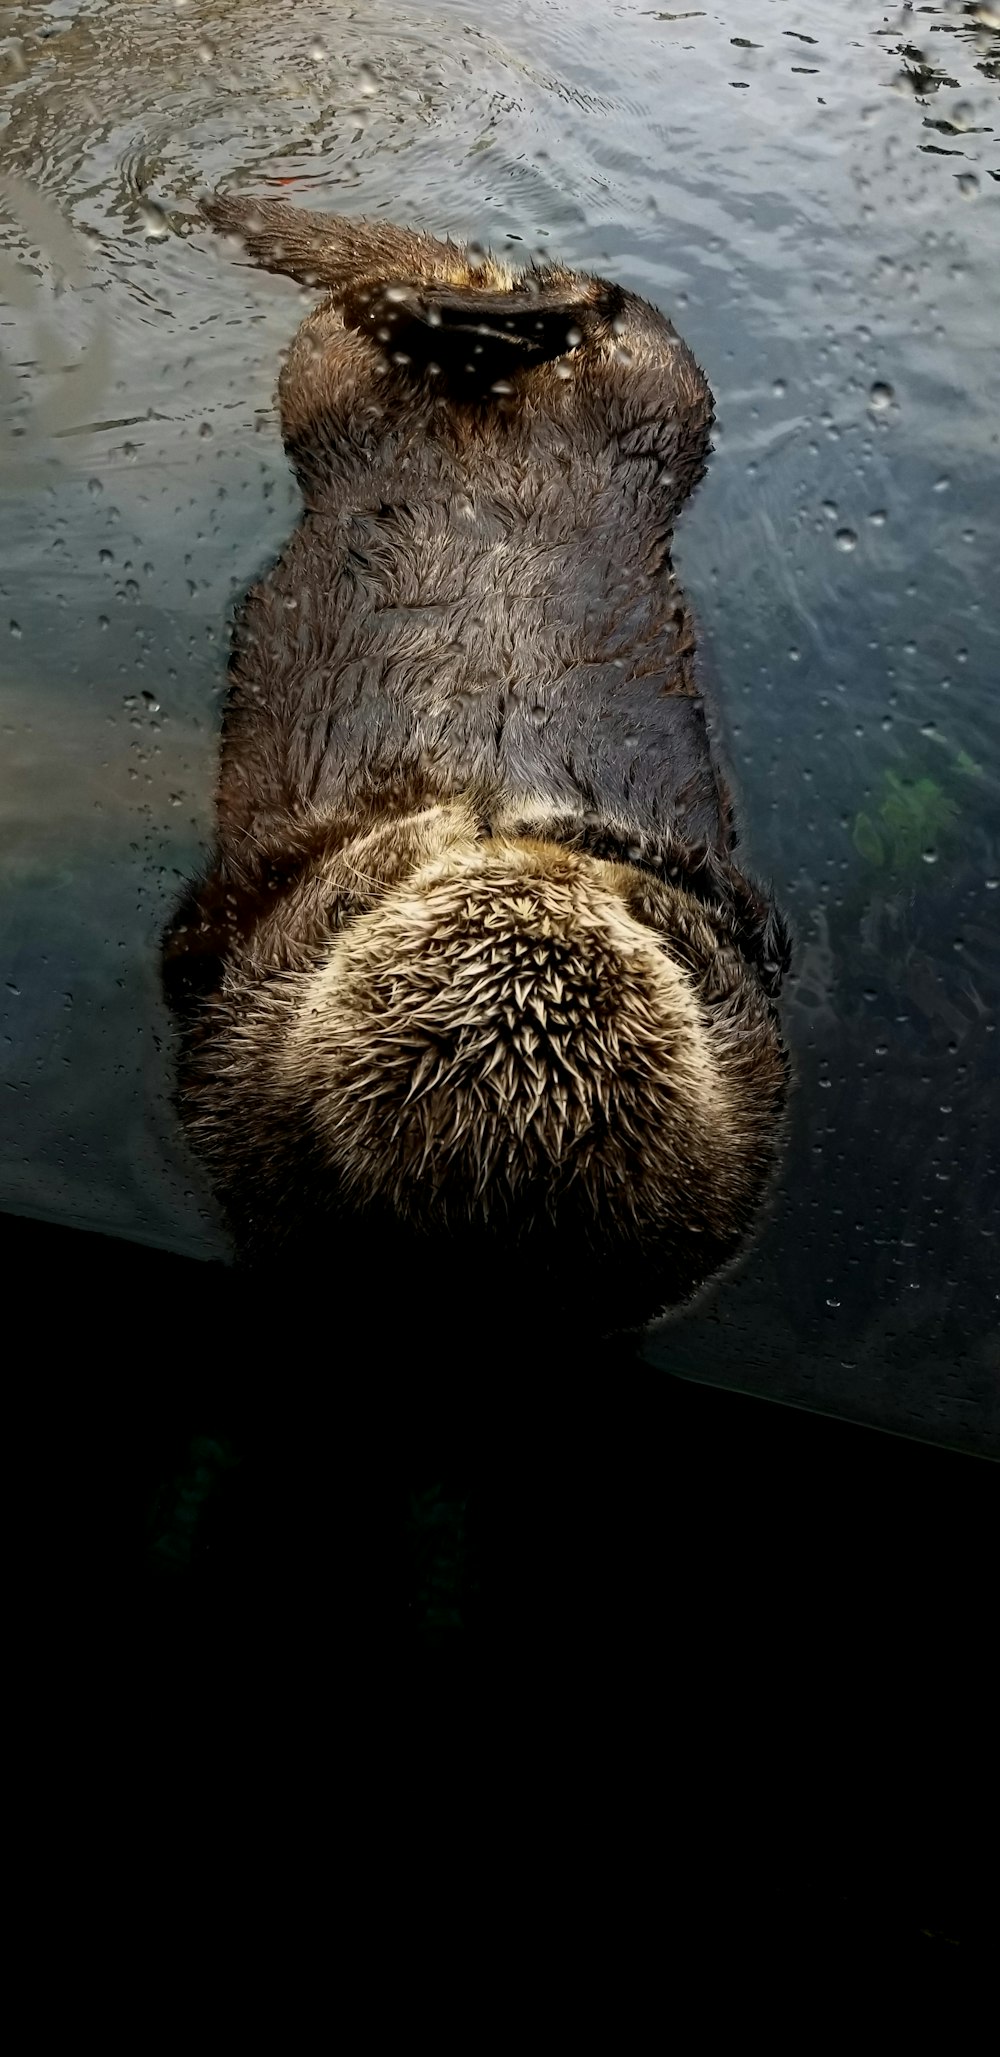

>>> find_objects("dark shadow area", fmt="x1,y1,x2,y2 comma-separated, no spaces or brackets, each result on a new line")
14,1204,994,1962
16,1206,992,1634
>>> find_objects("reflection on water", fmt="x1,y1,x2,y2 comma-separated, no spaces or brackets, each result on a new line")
0,0,997,1453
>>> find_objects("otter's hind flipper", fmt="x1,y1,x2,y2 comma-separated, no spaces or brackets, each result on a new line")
341,275,624,384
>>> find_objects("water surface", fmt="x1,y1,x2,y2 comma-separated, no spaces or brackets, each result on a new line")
1,0,997,1453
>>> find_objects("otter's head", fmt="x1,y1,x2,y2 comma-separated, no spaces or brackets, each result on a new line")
194,805,788,1338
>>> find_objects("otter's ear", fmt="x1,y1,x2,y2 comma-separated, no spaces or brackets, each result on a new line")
161,870,238,1020
756,903,792,998
700,854,791,997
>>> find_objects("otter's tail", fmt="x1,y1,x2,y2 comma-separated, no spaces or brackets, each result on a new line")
201,192,468,292
201,192,621,381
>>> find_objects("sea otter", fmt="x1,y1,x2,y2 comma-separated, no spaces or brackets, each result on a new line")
162,195,790,1341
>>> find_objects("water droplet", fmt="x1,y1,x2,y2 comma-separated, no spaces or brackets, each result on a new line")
933,476,950,493
956,173,979,200
10,620,22,638
142,690,160,712
139,200,169,242
868,509,887,527
825,1298,841,1310
821,500,838,521
922,850,938,865
197,37,216,63
87,477,103,497
198,421,213,439
868,381,894,412
357,60,378,96
772,378,786,398
309,38,328,63
834,528,858,552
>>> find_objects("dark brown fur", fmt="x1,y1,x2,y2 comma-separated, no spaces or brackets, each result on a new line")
163,195,791,1339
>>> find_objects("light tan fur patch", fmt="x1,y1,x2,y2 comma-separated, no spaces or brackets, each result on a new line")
280,840,732,1230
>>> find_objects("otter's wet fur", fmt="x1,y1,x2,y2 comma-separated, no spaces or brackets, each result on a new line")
163,195,791,1340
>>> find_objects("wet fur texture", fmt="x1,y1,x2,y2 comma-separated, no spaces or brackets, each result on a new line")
163,195,791,1338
